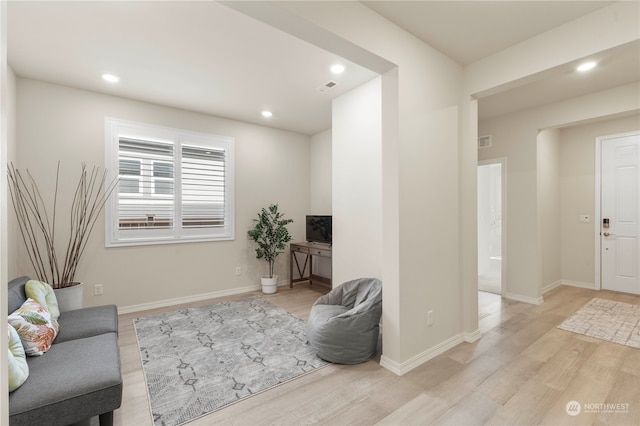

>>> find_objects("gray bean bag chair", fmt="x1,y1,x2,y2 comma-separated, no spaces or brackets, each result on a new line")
307,277,382,364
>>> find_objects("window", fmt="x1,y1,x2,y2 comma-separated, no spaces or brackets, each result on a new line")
105,118,234,246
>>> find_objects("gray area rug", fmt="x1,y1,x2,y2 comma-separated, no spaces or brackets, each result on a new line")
558,298,640,349
134,296,329,426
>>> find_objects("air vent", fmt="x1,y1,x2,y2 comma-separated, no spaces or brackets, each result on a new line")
317,81,339,93
478,135,492,149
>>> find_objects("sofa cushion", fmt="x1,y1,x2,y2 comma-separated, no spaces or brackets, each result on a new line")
54,305,119,344
25,280,60,320
9,333,123,426
8,299,60,356
8,276,30,314
8,325,29,392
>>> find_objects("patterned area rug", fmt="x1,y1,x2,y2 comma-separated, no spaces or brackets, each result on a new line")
557,298,640,349
134,296,329,426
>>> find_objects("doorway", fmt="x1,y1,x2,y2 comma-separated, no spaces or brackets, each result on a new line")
478,159,505,295
597,132,640,295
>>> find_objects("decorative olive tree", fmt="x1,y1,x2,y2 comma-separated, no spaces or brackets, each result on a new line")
7,162,119,288
247,204,293,279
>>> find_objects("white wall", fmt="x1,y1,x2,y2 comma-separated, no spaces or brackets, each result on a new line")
468,1,639,307
465,2,640,97
560,114,640,287
15,78,311,310
269,2,464,371
537,128,561,292
309,129,331,214
478,114,540,301
5,66,17,277
479,84,640,302
0,3,10,421
332,77,383,284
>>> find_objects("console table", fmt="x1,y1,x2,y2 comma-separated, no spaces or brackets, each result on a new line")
290,241,332,288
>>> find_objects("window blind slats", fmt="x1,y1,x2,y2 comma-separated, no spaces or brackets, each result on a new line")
107,118,234,245
118,138,176,230
116,137,227,231
119,138,173,156
181,145,226,229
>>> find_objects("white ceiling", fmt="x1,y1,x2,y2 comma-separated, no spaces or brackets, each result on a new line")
362,1,616,66
362,1,639,121
7,1,378,135
7,1,638,134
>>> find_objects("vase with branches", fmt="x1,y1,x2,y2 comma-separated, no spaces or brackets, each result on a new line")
247,204,293,286
7,162,119,289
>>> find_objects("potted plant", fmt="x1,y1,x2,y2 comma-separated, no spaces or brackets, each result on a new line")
247,204,293,294
7,162,119,311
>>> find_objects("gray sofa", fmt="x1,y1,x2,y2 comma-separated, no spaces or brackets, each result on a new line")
8,276,123,426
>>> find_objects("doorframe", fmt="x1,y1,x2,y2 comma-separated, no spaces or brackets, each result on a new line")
478,157,507,296
594,130,640,291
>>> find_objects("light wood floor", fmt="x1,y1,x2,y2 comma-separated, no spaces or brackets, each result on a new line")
113,284,639,426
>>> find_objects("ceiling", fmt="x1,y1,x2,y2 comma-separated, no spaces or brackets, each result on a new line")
362,1,616,66
7,1,638,134
362,1,638,121
7,1,378,135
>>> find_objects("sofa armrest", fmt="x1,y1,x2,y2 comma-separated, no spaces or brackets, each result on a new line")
8,276,31,313
55,305,119,344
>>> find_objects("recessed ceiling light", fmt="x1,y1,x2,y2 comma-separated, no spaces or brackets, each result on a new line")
577,61,596,72
102,73,120,83
261,110,273,118
330,64,345,74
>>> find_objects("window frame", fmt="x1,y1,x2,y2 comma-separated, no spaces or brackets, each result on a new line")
105,118,235,247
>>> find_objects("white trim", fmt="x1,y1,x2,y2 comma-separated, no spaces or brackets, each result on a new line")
104,117,235,247
560,280,597,290
118,284,261,315
380,333,464,376
464,329,481,343
477,157,507,296
503,292,543,305
595,135,602,290
595,130,640,292
542,280,562,294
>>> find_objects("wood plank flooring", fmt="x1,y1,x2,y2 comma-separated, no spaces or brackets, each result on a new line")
113,284,639,426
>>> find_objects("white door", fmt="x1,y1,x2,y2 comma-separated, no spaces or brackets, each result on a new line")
601,133,640,295
478,160,504,295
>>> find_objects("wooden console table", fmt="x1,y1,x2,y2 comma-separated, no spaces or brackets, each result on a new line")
290,242,332,288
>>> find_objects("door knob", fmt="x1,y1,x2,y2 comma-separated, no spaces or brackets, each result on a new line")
603,232,615,237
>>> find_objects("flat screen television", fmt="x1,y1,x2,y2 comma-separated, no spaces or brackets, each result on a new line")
306,215,332,244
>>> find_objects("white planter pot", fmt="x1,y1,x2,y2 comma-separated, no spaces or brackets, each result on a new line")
54,282,84,312
261,276,278,294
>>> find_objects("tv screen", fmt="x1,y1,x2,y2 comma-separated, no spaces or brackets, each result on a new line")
306,215,332,244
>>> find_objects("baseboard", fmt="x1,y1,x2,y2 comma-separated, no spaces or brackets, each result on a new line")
464,329,481,343
542,280,562,294
380,333,464,376
118,284,261,315
503,292,543,305
560,280,597,290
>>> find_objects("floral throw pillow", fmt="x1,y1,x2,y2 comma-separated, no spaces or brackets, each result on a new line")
8,298,60,356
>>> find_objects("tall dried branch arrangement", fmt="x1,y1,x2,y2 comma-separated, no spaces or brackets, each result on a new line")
7,162,119,289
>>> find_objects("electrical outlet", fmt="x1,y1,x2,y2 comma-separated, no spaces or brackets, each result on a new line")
427,310,434,326
94,284,103,296
235,266,242,276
